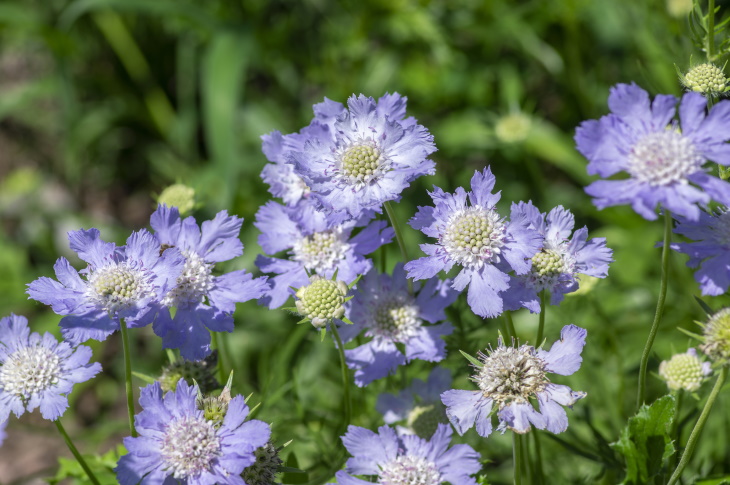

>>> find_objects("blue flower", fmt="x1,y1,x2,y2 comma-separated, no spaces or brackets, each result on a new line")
670,209,730,295
575,82,730,221
339,264,456,387
502,202,613,312
149,205,269,361
441,325,587,436
0,419,6,446
291,93,436,221
335,423,480,485
0,314,101,422
404,167,543,318
261,130,313,206
28,228,184,344
116,380,270,484
255,200,393,309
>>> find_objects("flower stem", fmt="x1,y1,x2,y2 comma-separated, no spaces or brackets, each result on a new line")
669,389,684,470
211,331,227,384
637,211,672,409
708,0,716,60
119,318,137,437
505,311,517,341
533,431,545,485
513,433,522,485
536,290,547,346
329,322,352,430
55,420,101,485
384,201,412,293
667,366,728,485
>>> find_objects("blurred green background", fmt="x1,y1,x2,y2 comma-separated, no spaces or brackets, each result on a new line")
2,0,729,483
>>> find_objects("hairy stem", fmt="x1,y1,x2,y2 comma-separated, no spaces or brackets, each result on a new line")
55,420,101,485
119,318,137,437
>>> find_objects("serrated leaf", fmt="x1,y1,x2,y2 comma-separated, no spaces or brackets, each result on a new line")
611,395,676,485
459,350,483,368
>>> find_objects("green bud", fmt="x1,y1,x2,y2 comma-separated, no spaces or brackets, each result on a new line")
700,308,730,364
159,352,220,394
658,348,711,391
295,275,348,328
681,63,729,97
157,183,196,216
494,112,531,144
406,403,448,439
241,441,283,485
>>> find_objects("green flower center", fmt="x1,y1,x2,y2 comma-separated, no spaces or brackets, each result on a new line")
338,140,390,188
701,308,730,363
291,230,350,274
295,278,348,327
89,265,147,314
440,207,506,269
372,294,420,341
684,63,728,94
659,351,707,391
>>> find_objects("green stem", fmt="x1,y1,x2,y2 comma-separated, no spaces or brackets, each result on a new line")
667,366,728,485
119,318,137,437
708,0,716,60
211,332,227,384
384,201,412,293
637,211,672,409
329,322,352,430
505,311,517,341
669,389,684,471
536,290,547,346
513,433,522,485
55,420,101,485
533,431,545,485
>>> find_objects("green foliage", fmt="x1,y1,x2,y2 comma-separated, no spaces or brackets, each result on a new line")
49,446,125,485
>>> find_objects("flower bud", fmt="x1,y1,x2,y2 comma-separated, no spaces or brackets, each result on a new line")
295,276,348,328
159,352,219,394
681,63,729,97
658,348,711,391
700,308,730,364
242,441,283,485
157,184,196,215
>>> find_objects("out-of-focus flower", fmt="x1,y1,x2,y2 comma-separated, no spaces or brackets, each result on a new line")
157,184,196,216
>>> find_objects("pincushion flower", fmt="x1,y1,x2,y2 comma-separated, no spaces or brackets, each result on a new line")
0,314,101,422
335,423,480,485
658,348,712,392
575,82,730,221
0,419,6,446
441,325,587,436
502,202,613,312
149,205,269,361
115,380,270,485
670,209,730,296
291,93,436,221
28,228,184,344
339,264,457,386
255,200,393,309
404,167,542,318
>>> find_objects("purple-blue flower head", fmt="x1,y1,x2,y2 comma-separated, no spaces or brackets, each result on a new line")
291,93,436,221
115,380,270,485
149,205,269,361
255,200,393,309
335,423,480,485
28,228,184,344
441,325,587,436
503,202,613,312
670,209,730,295
0,419,6,446
404,167,543,318
261,130,313,206
576,82,730,221
0,314,101,422
339,264,456,387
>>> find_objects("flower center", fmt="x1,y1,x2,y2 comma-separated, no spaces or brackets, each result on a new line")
627,131,703,186
440,206,506,269
88,264,148,314
0,346,62,399
379,455,441,485
295,278,348,327
162,251,214,308
291,229,350,274
337,139,390,188
160,415,221,479
701,308,730,362
370,293,421,341
528,248,573,290
659,352,706,392
475,345,548,405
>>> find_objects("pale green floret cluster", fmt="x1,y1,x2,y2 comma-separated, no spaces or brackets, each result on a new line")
372,294,420,340
683,63,729,96
339,141,388,187
658,351,707,392
295,276,348,328
89,266,145,313
532,249,564,277
159,415,222,479
406,403,448,439
475,345,548,406
242,441,283,485
197,391,230,429
291,230,350,274
441,207,506,269
379,455,442,485
700,308,730,364
157,183,196,216
0,346,61,400
494,112,532,144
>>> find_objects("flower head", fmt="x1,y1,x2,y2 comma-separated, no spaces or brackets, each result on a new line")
658,348,712,392
575,82,730,220
242,441,283,485
159,352,219,394
340,264,456,386
115,380,270,485
295,275,349,328
0,314,101,422
261,130,314,206
27,228,184,344
149,205,269,361
404,167,542,318
502,202,612,312
335,424,480,485
157,184,197,216
699,308,730,364
441,325,587,436
681,63,729,97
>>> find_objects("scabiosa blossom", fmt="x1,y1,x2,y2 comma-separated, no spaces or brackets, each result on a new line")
149,205,269,361
376,368,451,438
0,314,101,422
658,348,712,392
115,380,270,485
441,325,587,436
291,93,436,221
670,209,730,296
404,167,542,318
0,419,6,446
698,307,730,364
255,200,393,309
502,202,613,312
339,264,457,386
335,424,480,485
28,228,184,344
261,130,313,206
575,82,730,221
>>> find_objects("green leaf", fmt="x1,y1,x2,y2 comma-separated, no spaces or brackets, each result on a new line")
611,395,676,485
49,445,125,485
459,350,483,368
694,296,715,316
131,371,157,384
283,452,308,484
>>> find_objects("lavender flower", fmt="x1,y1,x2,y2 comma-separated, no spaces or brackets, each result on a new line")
149,205,269,361
291,93,436,221
255,200,393,309
335,423,480,485
115,380,270,485
441,325,587,436
339,264,456,386
0,314,101,422
670,209,730,295
261,130,313,206
575,82,730,221
502,202,613,312
404,167,542,318
0,419,6,446
28,228,184,344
